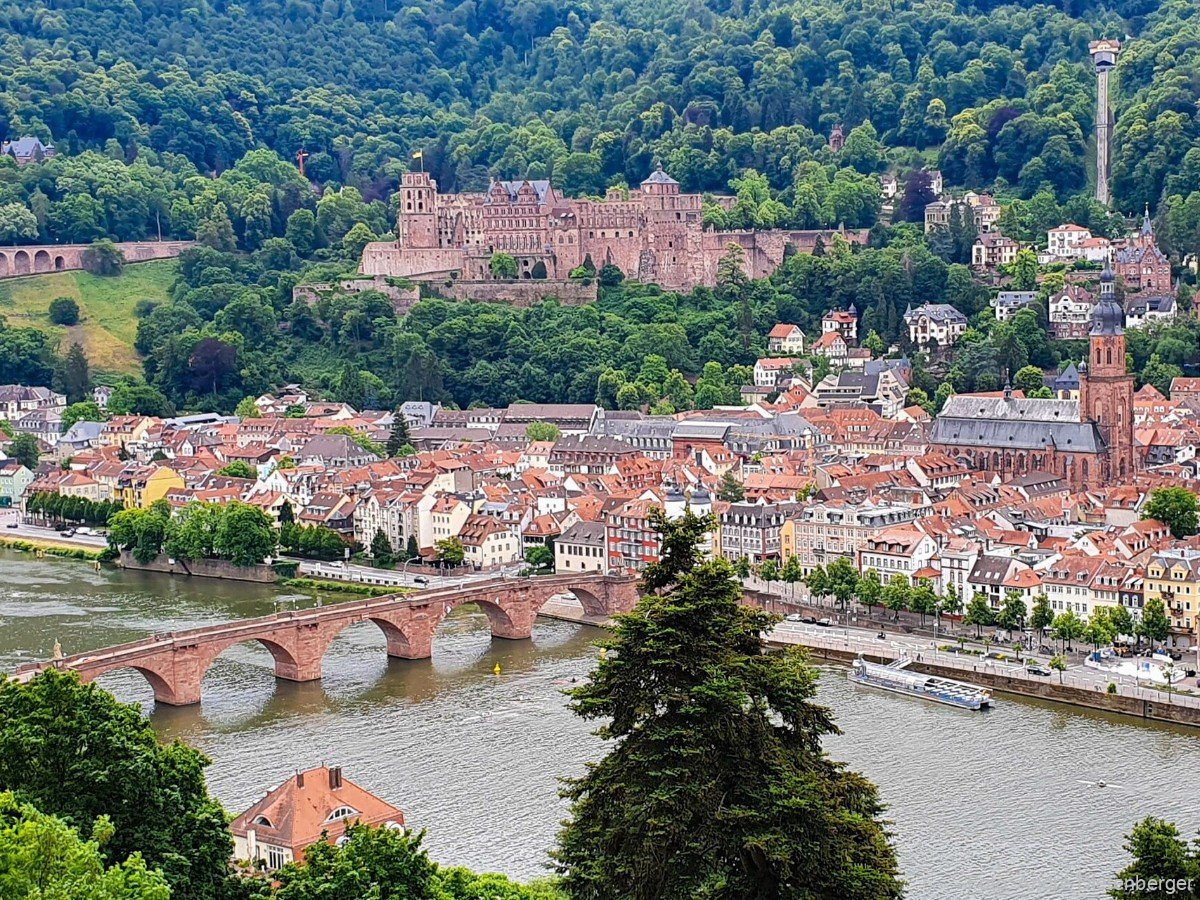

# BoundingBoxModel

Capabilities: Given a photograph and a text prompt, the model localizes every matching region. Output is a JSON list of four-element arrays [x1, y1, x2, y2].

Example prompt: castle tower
[[397, 172, 438, 249], [1079, 265, 1135, 483], [1089, 39, 1120, 207]]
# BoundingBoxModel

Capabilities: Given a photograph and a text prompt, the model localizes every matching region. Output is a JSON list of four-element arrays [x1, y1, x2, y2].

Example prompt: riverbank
[[768, 627, 1200, 729], [0, 535, 103, 561], [535, 599, 1200, 728]]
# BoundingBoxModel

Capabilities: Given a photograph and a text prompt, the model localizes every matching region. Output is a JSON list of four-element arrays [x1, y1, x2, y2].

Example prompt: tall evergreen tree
[[60, 342, 91, 403], [555, 510, 901, 899], [897, 169, 936, 223], [336, 364, 366, 411], [387, 411, 411, 457]]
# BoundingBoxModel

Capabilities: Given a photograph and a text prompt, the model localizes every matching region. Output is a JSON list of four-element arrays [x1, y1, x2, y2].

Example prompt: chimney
[[329, 766, 342, 790], [296, 770, 305, 788]]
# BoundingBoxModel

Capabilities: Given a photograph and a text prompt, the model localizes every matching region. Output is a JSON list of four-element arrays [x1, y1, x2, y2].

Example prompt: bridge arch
[[364, 614, 432, 660], [0, 252, 7, 276], [13, 250, 29, 275], [90, 662, 191, 707], [33, 249, 50, 272], [442, 595, 525, 640], [54, 255, 64, 270], [556, 585, 610, 619], [201, 635, 310, 684]]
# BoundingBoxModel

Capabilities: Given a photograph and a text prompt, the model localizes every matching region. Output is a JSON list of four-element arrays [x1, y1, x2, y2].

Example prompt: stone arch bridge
[[10, 574, 639, 706], [0, 241, 192, 278]]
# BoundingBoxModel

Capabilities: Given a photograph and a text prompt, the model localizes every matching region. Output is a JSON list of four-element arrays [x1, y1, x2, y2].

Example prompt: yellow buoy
[[493, 663, 501, 676]]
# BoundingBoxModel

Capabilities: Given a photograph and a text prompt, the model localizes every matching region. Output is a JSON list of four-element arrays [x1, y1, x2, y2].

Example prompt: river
[[1, 551, 1197, 899]]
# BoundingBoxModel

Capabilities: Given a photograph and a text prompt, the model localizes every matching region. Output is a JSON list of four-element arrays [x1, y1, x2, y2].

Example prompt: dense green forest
[[0, 0, 1199, 247], [1, 0, 1199, 413]]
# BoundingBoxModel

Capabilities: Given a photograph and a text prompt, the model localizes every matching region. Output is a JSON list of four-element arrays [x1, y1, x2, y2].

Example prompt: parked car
[[815, 617, 833, 627], [800, 615, 817, 624], [4, 522, 17, 529], [1026, 664, 1052, 677], [412, 575, 429, 585], [59, 529, 75, 537], [785, 613, 803, 622]]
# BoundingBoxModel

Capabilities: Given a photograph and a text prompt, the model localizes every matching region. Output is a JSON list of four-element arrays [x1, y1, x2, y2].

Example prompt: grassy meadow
[[0, 259, 177, 374]]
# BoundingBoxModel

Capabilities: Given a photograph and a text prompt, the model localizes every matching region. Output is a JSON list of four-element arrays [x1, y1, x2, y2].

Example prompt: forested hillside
[[1, 0, 1198, 416], [0, 0, 1198, 243]]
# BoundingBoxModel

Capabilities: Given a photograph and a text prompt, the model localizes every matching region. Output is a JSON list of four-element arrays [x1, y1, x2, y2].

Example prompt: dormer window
[[253, 815, 273, 828], [324, 806, 360, 824]]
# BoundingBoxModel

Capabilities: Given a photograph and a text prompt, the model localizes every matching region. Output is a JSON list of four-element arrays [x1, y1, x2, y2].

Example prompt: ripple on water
[[3, 555, 1199, 899]]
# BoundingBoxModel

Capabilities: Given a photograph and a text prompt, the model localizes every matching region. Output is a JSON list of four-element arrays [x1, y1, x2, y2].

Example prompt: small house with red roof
[[231, 766, 403, 872]]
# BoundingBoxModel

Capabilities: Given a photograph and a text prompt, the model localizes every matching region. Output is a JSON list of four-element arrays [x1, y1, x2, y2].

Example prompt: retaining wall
[[794, 643, 1200, 728], [427, 278, 597, 306], [118, 551, 278, 583]]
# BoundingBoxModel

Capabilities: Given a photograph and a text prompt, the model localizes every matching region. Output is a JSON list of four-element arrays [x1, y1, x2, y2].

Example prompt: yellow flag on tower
[[411, 150, 423, 160]]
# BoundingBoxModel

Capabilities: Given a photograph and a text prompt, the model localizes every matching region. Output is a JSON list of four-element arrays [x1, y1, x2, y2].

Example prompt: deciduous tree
[[0, 670, 233, 899]]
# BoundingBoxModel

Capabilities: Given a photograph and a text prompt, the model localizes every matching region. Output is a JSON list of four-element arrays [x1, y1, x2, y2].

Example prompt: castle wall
[[293, 276, 421, 314], [361, 242, 464, 278], [430, 279, 597, 307], [367, 169, 874, 293]]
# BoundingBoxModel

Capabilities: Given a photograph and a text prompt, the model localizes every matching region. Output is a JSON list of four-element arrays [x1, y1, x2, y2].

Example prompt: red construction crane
[[295, 148, 309, 178]]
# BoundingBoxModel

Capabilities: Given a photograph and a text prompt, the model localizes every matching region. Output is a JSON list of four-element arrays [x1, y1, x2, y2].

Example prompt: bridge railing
[[9, 572, 627, 675]]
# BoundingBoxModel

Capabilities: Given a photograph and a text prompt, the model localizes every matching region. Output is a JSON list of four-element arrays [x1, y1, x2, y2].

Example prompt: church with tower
[[929, 265, 1135, 490]]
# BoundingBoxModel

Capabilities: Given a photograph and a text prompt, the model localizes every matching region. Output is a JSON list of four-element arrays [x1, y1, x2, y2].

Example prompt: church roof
[[930, 414, 1103, 454], [1091, 265, 1125, 335], [931, 395, 1103, 454], [940, 395, 1080, 422]]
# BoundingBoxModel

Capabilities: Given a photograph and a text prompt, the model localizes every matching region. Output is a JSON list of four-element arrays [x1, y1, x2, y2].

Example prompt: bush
[[80, 240, 124, 276], [48, 296, 80, 325]]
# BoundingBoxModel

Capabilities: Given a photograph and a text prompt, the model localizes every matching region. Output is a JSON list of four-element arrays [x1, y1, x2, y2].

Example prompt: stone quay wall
[[118, 550, 279, 583]]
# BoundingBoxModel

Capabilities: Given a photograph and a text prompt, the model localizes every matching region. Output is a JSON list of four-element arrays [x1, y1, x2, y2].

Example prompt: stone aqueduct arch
[[0, 242, 193, 281], [17, 575, 636, 707]]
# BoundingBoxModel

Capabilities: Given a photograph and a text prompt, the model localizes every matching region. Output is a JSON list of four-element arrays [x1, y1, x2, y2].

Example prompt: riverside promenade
[[539, 597, 1200, 728]]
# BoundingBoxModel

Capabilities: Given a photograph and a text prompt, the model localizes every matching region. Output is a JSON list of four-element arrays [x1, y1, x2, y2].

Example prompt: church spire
[[1091, 264, 1123, 336], [1141, 203, 1153, 237]]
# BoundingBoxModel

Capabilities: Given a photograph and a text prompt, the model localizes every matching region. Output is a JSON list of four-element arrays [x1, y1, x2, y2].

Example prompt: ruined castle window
[[1107, 348, 1112, 365], [406, 202, 412, 211]]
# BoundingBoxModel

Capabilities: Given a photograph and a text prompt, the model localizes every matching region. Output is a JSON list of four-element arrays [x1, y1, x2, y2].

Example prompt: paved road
[[0, 511, 107, 548], [770, 619, 1200, 708], [295, 558, 526, 589]]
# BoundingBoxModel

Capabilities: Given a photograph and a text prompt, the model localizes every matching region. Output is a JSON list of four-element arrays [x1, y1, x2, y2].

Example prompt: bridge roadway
[[10, 572, 639, 706]]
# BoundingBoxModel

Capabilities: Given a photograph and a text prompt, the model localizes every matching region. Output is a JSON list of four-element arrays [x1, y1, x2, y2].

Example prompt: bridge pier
[[152, 664, 204, 707], [384, 630, 433, 659]]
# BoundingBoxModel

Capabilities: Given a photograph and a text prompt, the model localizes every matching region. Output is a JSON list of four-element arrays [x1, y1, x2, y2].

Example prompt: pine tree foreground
[[554, 510, 902, 899]]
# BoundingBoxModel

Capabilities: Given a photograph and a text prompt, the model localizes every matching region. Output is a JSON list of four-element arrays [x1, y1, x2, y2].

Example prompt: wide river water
[[1, 552, 1198, 899]]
